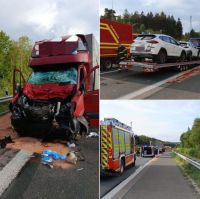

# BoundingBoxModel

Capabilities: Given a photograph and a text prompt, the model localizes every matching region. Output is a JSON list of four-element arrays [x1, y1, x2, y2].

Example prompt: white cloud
[[0, 0, 99, 41], [100, 100, 200, 142]]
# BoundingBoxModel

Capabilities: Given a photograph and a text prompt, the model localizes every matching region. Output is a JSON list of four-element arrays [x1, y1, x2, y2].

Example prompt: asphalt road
[[100, 156, 152, 198], [1, 137, 99, 199], [147, 73, 200, 99], [100, 66, 200, 99], [118, 153, 198, 199]]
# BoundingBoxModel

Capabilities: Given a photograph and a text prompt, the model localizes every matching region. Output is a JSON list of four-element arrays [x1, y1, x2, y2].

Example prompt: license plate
[[136, 47, 144, 51]]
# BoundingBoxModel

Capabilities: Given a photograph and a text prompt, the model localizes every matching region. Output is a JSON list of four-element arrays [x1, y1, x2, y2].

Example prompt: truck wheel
[[180, 51, 186, 62], [102, 60, 112, 70], [157, 50, 167, 64], [119, 159, 125, 174]]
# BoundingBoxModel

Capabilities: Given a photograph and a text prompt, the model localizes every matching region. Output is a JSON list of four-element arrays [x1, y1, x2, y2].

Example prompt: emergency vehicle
[[100, 118, 136, 175], [100, 19, 133, 70]]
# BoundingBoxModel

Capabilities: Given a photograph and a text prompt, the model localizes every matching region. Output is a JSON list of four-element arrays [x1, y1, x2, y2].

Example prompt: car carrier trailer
[[119, 59, 200, 72]]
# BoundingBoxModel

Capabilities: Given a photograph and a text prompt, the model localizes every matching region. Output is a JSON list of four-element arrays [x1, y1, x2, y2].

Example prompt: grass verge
[[173, 152, 200, 189]]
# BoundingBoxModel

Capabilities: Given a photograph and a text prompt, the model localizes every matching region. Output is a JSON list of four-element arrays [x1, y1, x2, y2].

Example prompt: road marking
[[117, 66, 200, 99], [102, 157, 156, 199], [100, 69, 120, 75], [0, 150, 33, 196]]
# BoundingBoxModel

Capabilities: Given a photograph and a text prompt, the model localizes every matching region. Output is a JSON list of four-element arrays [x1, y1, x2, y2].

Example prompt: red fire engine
[[100, 118, 136, 174]]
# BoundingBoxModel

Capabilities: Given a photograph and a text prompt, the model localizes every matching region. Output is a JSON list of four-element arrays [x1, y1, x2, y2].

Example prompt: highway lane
[[100, 156, 152, 198], [100, 66, 200, 99], [111, 153, 198, 199], [1, 136, 99, 199]]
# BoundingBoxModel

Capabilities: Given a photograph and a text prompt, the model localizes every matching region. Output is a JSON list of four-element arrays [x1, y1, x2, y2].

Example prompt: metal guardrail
[[174, 151, 200, 170], [0, 96, 12, 103]]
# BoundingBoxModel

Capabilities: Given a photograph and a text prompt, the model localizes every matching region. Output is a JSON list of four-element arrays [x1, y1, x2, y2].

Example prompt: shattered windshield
[[28, 67, 77, 85]]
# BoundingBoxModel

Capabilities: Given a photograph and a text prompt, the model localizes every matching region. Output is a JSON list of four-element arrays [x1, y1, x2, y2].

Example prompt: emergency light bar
[[101, 118, 133, 132]]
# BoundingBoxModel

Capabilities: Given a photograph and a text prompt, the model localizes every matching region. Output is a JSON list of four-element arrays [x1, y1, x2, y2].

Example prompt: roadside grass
[[0, 101, 10, 114], [172, 152, 200, 188], [176, 147, 200, 160]]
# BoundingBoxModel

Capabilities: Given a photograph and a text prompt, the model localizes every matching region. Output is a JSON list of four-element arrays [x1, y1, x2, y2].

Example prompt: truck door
[[84, 66, 99, 127], [13, 68, 25, 96]]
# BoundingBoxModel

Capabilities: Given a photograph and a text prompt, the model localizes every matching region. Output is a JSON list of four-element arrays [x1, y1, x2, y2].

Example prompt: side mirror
[[15, 83, 22, 94]]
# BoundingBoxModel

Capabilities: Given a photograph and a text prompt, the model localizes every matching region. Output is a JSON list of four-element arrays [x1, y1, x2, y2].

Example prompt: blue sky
[[100, 0, 200, 33], [100, 100, 200, 142], [0, 0, 99, 41]]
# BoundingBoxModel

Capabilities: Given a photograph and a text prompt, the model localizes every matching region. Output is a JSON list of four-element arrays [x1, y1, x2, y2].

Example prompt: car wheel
[[180, 51, 186, 62], [197, 52, 200, 60], [188, 52, 192, 61], [157, 50, 167, 64], [119, 159, 125, 174]]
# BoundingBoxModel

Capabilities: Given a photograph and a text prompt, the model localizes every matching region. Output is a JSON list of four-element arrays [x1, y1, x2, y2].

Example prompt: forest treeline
[[101, 8, 200, 40], [178, 118, 200, 159], [0, 30, 32, 97]]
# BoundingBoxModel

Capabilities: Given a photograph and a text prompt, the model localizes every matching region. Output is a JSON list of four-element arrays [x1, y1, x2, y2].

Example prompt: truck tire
[[119, 159, 125, 174], [157, 50, 167, 64], [102, 60, 112, 70]]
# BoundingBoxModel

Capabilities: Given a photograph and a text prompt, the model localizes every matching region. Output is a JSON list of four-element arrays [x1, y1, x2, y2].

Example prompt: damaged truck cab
[[10, 34, 99, 138]]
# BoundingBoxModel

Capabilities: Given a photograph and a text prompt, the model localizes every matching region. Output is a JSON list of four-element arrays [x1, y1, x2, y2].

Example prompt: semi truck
[[100, 118, 136, 175], [9, 34, 99, 140], [100, 19, 133, 70]]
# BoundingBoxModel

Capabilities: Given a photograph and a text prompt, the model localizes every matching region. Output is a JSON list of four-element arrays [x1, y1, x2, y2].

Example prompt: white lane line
[[101, 69, 120, 75], [117, 66, 200, 99], [0, 150, 33, 196], [102, 158, 156, 199]]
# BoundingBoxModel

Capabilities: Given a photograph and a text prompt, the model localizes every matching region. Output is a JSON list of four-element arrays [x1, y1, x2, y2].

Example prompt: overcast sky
[[0, 0, 99, 42], [100, 0, 200, 33], [100, 100, 200, 142]]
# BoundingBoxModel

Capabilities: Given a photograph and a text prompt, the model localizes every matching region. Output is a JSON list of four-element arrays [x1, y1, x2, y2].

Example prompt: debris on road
[[87, 132, 99, 138], [67, 142, 76, 148], [77, 168, 84, 171], [66, 151, 77, 165]]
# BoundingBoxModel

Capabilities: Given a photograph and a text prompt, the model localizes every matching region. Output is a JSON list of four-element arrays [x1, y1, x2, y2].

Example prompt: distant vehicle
[[100, 118, 136, 175], [189, 38, 200, 50], [130, 34, 187, 64], [179, 41, 199, 60], [141, 145, 156, 157]]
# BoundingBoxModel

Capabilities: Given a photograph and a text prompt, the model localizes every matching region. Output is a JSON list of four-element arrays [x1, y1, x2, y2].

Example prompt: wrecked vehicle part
[[10, 94, 88, 138]]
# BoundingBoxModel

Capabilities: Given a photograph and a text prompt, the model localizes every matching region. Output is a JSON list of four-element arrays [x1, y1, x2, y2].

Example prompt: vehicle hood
[[23, 82, 76, 100]]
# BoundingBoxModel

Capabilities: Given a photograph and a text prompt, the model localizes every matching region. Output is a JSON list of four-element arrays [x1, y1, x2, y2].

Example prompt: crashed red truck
[[9, 34, 99, 139]]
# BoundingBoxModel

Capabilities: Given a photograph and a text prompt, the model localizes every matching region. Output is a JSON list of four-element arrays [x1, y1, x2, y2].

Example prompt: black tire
[[119, 159, 125, 174], [102, 60, 112, 70], [157, 50, 167, 64], [180, 51, 186, 62]]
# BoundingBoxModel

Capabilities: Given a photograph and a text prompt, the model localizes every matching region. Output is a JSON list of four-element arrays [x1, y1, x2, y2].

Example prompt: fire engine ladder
[[101, 126, 109, 168]]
